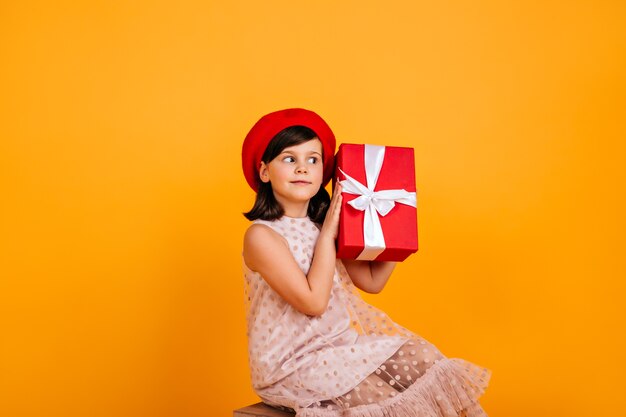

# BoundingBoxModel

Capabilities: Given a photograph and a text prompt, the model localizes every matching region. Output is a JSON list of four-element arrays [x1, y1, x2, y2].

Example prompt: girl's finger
[[333, 183, 342, 199]]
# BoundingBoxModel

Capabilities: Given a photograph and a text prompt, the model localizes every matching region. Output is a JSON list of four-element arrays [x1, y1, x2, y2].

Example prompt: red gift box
[[334, 143, 418, 262]]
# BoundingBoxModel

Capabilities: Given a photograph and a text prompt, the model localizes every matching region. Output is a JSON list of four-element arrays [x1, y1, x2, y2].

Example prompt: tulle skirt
[[268, 337, 491, 417]]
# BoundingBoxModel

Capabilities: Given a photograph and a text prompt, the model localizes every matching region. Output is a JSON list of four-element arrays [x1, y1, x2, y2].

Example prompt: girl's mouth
[[291, 181, 312, 185]]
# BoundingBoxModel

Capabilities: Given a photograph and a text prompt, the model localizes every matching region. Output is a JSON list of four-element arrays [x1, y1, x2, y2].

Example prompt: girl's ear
[[259, 161, 270, 183]]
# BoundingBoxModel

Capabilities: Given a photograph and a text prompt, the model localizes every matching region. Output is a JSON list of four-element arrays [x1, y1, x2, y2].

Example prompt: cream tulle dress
[[242, 215, 491, 417]]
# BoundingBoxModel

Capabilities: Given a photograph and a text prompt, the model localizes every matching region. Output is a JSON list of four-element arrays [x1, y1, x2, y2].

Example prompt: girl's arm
[[342, 259, 397, 294], [243, 184, 343, 317]]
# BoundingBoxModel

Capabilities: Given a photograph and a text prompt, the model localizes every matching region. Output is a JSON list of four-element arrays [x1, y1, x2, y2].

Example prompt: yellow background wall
[[1, 1, 624, 416]]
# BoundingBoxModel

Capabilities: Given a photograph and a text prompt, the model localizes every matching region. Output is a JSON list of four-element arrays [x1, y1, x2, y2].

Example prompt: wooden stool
[[234, 402, 295, 417]]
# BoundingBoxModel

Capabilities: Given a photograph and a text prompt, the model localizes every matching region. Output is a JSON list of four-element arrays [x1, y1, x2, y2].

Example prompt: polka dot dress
[[243, 215, 491, 417]]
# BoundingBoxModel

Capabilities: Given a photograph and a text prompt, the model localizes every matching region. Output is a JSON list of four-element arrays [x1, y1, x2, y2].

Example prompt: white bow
[[339, 145, 417, 260]]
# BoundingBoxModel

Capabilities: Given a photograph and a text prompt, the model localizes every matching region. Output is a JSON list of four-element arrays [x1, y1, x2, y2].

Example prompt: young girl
[[241, 108, 491, 417]]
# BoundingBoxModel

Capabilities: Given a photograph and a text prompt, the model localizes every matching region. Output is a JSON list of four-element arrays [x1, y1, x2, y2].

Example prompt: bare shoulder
[[243, 223, 287, 247], [243, 223, 289, 271]]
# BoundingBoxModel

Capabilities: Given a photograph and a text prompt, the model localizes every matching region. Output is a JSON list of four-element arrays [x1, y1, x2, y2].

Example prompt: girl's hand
[[320, 181, 342, 241]]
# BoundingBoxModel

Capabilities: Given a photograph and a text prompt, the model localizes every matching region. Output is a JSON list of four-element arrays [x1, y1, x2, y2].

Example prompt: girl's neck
[[281, 207, 309, 219], [281, 213, 309, 220], [276, 198, 309, 219]]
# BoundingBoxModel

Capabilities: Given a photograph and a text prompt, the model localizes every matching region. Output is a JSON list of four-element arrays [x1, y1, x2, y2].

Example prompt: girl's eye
[[281, 156, 318, 163]]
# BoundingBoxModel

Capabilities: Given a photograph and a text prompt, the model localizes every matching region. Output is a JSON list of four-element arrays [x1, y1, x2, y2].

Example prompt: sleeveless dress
[[242, 215, 491, 417]]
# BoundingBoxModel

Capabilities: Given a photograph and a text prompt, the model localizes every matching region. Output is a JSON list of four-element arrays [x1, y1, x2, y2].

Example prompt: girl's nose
[[295, 164, 308, 174]]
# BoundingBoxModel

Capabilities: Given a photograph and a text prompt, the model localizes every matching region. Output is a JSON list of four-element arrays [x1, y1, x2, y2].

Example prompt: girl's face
[[259, 138, 324, 207]]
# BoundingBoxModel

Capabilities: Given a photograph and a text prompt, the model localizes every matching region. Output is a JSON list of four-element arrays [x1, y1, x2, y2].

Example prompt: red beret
[[242, 108, 336, 192]]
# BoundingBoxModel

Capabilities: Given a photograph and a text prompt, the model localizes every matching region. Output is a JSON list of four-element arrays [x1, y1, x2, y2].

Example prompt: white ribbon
[[339, 145, 417, 260]]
